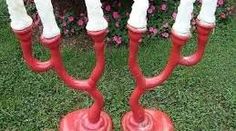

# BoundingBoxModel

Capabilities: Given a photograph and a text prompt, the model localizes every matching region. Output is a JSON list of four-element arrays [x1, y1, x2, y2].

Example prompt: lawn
[[0, 7, 236, 131]]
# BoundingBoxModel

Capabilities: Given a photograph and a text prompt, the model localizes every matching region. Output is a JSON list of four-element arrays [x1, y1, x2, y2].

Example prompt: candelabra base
[[60, 109, 112, 131], [122, 109, 174, 131]]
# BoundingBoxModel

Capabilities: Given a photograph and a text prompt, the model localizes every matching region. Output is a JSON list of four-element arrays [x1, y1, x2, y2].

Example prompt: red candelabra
[[122, 20, 215, 131], [13, 25, 112, 131]]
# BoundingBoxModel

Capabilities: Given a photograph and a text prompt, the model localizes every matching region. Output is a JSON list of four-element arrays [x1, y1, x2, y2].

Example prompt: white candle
[[198, 0, 218, 24], [85, 0, 108, 31], [6, 0, 32, 30], [128, 0, 149, 29], [34, 0, 60, 38], [172, 0, 196, 36]]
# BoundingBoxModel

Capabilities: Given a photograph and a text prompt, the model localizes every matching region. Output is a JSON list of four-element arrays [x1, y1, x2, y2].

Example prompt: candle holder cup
[[122, 20, 215, 131], [13, 25, 112, 131]]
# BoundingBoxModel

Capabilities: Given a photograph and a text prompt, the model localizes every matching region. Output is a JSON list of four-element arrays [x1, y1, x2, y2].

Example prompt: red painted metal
[[122, 20, 215, 131], [13, 26, 112, 131], [13, 26, 53, 72]]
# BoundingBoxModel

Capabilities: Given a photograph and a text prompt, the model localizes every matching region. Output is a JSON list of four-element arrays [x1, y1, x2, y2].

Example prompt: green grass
[[0, 3, 236, 130], [0, 0, 8, 24]]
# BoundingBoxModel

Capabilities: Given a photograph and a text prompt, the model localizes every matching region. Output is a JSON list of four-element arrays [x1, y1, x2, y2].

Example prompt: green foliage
[[0, 0, 9, 24]]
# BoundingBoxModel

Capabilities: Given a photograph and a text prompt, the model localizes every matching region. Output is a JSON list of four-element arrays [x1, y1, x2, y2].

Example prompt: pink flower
[[163, 23, 169, 28], [197, 0, 202, 3], [63, 21, 67, 27], [218, 0, 224, 6], [77, 19, 84, 26], [115, 22, 120, 28], [59, 15, 65, 20], [148, 5, 156, 14], [126, 12, 130, 17], [83, 17, 88, 23], [64, 29, 69, 34], [191, 19, 196, 26], [105, 5, 111, 12], [148, 8, 153, 14], [118, 2, 121, 7], [172, 12, 177, 20], [112, 12, 120, 19], [80, 13, 85, 17], [149, 27, 158, 35], [161, 32, 169, 38], [32, 13, 40, 27], [68, 16, 74, 22], [71, 28, 75, 33], [220, 13, 226, 19], [160, 4, 167, 11], [33, 18, 40, 27], [104, 16, 110, 22], [112, 35, 122, 45]]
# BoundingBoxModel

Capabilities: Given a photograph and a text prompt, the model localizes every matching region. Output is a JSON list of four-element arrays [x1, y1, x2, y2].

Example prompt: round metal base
[[60, 109, 113, 131], [122, 109, 174, 131]]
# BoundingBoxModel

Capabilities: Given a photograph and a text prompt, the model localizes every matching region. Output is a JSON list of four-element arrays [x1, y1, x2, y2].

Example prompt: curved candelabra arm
[[40, 30, 107, 91], [146, 20, 215, 89], [87, 30, 107, 85], [13, 25, 53, 72], [127, 26, 146, 85], [179, 20, 215, 66], [41, 35, 90, 91], [127, 25, 147, 122], [145, 33, 189, 89], [41, 36, 90, 91], [86, 30, 108, 123]]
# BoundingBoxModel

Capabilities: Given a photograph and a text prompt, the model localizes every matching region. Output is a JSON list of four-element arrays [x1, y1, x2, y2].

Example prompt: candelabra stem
[[127, 27, 146, 123], [179, 20, 215, 66], [88, 88, 104, 123], [129, 87, 145, 122], [145, 36, 188, 89]]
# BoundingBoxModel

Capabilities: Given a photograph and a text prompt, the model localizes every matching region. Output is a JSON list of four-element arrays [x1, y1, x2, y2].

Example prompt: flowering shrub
[[24, 0, 235, 46]]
